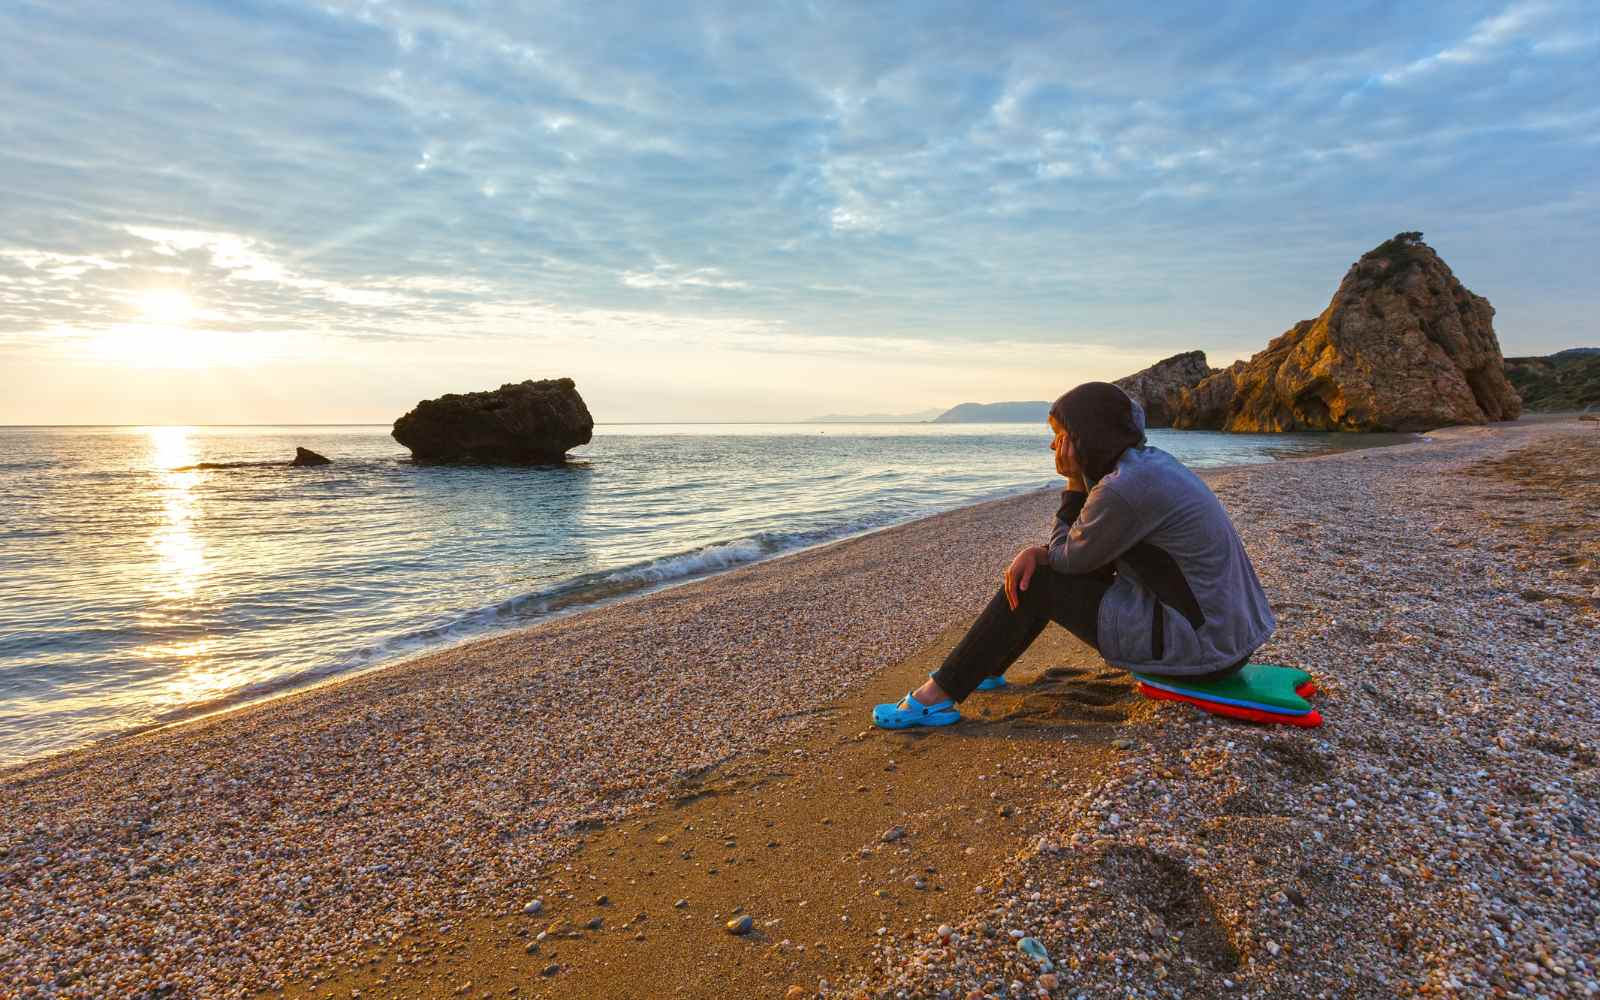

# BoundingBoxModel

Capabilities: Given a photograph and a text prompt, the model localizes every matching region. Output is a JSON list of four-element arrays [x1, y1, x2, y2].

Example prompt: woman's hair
[[1048, 382, 1147, 484]]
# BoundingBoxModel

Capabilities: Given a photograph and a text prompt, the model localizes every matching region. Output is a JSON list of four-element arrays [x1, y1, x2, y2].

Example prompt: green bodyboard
[[1131, 663, 1314, 714]]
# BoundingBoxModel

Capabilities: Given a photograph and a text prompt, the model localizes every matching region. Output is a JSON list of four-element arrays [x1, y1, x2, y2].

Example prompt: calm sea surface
[[0, 423, 1409, 765]]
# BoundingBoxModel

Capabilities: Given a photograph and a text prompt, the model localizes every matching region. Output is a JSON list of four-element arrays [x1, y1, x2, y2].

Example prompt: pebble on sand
[[726, 915, 754, 935]]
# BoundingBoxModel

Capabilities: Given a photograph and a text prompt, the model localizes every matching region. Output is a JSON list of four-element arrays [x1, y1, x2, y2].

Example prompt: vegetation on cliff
[[1504, 349, 1600, 411]]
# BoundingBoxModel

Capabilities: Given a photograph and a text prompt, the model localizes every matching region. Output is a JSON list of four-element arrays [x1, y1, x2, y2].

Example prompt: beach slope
[[2, 421, 1596, 999]]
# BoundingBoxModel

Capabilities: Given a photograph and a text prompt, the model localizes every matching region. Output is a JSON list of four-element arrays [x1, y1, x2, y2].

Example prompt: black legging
[[931, 567, 1113, 702], [930, 566, 1244, 702]]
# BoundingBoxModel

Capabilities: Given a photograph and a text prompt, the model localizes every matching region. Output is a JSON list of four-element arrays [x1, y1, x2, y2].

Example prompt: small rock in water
[[881, 826, 906, 843], [674, 898, 688, 909], [522, 899, 543, 915], [541, 963, 560, 977], [291, 447, 332, 467], [595, 895, 608, 905], [726, 915, 754, 935], [585, 916, 603, 931]]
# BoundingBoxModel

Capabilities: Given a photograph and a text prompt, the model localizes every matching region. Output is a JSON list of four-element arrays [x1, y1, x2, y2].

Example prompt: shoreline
[[5, 419, 1594, 1000], [2, 427, 1418, 777]]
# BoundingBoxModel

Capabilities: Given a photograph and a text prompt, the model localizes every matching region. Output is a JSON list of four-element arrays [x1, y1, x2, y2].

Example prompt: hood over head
[[1048, 382, 1147, 484]]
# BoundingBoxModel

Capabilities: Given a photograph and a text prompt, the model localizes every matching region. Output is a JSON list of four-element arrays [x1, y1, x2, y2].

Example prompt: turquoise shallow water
[[0, 423, 1410, 765]]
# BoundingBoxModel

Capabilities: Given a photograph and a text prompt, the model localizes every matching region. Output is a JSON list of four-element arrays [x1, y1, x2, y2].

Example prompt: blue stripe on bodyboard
[[1135, 676, 1310, 716]]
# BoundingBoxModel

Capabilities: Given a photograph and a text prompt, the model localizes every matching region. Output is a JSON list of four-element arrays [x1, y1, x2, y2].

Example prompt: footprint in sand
[[1101, 845, 1241, 972], [983, 666, 1139, 728]]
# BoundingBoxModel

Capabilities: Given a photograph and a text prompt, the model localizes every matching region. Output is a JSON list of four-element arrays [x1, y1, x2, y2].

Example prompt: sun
[[136, 288, 197, 326], [83, 287, 246, 369]]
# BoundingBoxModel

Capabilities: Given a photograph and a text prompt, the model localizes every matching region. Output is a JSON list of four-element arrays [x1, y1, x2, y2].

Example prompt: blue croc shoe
[[975, 675, 1009, 692], [872, 692, 961, 730]]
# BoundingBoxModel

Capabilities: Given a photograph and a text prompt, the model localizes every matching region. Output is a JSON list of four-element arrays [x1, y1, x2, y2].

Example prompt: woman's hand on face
[[1004, 545, 1045, 611], [1049, 415, 1087, 490]]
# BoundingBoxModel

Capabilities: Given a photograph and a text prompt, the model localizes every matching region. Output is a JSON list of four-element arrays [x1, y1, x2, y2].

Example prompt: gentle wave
[[144, 508, 952, 727]]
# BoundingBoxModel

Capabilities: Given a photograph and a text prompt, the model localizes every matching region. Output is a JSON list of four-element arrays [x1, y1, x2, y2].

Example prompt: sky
[[1, 0, 1596, 424]]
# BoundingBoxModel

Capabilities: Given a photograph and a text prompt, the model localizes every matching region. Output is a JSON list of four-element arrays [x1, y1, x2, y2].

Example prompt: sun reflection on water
[[147, 427, 208, 599], [142, 428, 213, 705]]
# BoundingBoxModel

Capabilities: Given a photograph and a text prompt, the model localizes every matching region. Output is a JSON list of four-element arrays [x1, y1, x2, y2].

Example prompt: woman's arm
[[1046, 484, 1146, 575]]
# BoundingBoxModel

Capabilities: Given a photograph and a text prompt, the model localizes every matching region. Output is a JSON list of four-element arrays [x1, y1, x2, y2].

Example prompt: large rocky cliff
[[1171, 233, 1521, 432], [1113, 350, 1214, 428]]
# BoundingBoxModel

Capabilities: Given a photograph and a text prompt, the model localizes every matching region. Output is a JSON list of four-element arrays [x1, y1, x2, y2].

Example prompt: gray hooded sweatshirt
[[1045, 416, 1275, 677]]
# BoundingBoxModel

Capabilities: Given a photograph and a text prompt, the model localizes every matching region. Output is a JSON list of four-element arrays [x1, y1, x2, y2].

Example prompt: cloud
[[1379, 2, 1550, 84], [1, 0, 1597, 419], [620, 264, 749, 290]]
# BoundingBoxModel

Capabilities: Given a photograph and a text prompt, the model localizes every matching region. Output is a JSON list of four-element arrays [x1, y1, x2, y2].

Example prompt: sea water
[[0, 423, 1409, 765]]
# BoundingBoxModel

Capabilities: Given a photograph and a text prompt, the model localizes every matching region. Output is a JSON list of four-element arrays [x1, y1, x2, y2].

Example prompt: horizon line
[[0, 420, 965, 428]]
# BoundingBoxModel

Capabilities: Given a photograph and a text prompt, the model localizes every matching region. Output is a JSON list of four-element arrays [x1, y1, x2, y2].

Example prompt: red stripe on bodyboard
[[1138, 682, 1324, 728]]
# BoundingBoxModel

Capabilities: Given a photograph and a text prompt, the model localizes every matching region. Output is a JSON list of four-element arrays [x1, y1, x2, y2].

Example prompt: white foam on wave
[[603, 537, 771, 585]]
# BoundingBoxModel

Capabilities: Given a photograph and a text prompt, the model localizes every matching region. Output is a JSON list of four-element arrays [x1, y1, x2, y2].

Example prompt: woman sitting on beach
[[874, 381, 1276, 728]]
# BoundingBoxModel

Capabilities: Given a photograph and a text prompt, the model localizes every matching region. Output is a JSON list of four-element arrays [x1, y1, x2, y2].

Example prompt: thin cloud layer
[[1, 0, 1596, 420]]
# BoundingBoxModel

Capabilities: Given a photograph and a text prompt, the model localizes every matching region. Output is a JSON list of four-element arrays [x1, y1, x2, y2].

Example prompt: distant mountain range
[[931, 401, 1051, 423], [806, 408, 945, 423], [1504, 348, 1600, 411]]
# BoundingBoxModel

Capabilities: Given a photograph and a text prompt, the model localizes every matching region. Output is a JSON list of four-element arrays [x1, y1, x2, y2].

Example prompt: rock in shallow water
[[391, 378, 594, 463], [290, 447, 331, 466]]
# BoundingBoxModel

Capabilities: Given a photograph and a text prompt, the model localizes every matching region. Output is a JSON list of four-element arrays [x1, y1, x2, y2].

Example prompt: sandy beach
[[3, 419, 1597, 999]]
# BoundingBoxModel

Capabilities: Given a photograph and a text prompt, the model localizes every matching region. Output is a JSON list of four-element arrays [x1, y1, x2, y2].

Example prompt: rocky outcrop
[[1172, 233, 1522, 432], [291, 447, 331, 466], [1113, 351, 1215, 428], [392, 378, 595, 463]]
